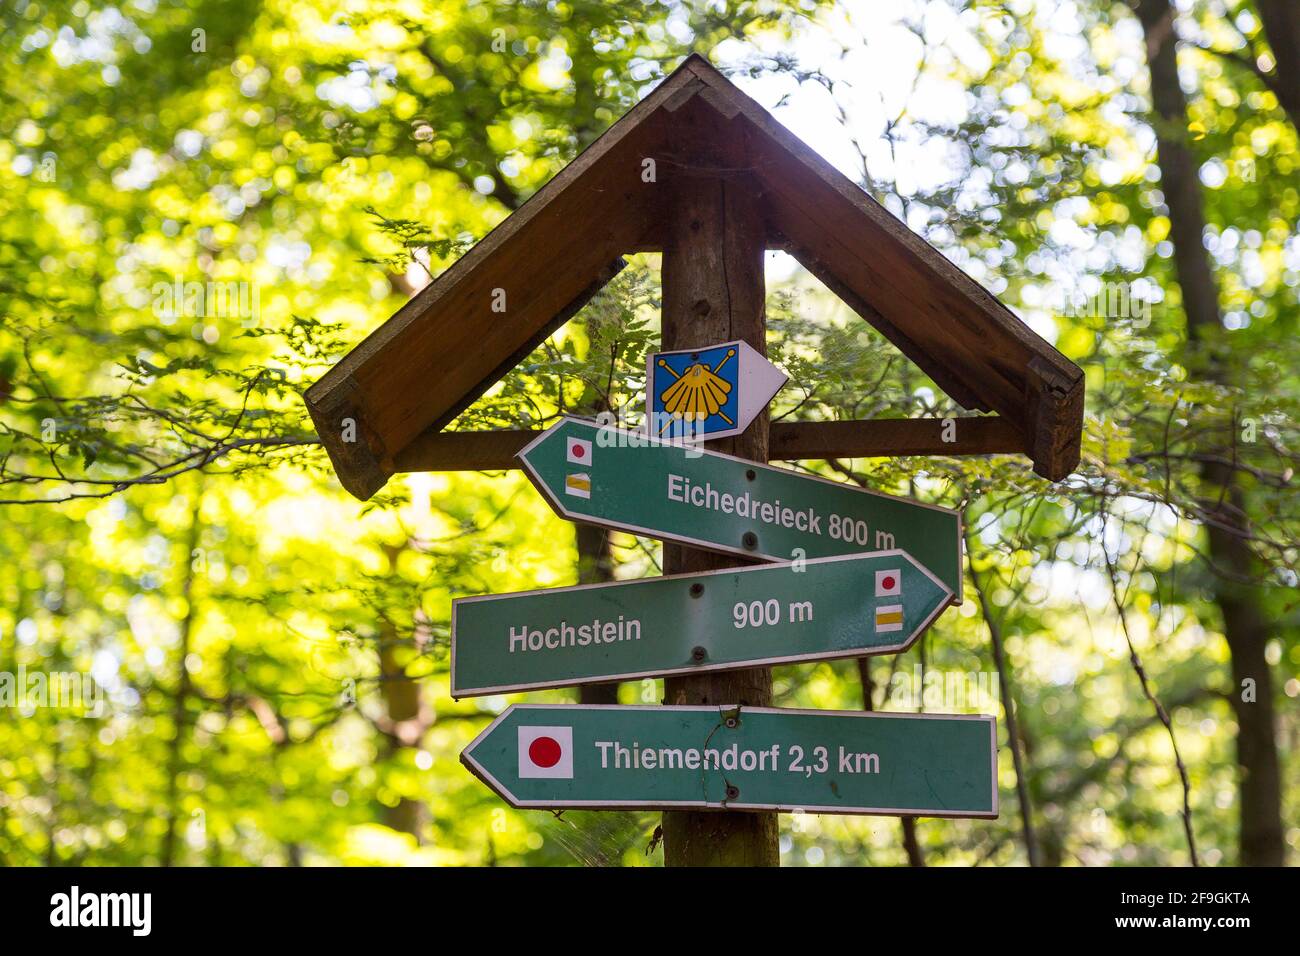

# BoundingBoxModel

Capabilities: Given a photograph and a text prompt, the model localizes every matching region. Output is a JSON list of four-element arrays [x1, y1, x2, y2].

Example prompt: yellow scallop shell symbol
[[657, 348, 736, 433]]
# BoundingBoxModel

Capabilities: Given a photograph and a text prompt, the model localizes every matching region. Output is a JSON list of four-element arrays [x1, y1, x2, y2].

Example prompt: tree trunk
[[856, 658, 926, 865], [1206, 482, 1284, 865], [376, 543, 429, 839], [378, 618, 425, 838], [659, 126, 778, 866], [161, 493, 203, 867], [1132, 0, 1284, 866], [1255, 0, 1300, 123], [966, 518, 1041, 866]]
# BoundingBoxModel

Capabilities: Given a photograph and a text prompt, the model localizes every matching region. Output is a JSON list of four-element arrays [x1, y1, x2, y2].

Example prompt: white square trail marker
[[566, 436, 592, 465], [517, 726, 574, 779], [873, 605, 904, 634], [875, 569, 901, 597], [563, 473, 591, 499]]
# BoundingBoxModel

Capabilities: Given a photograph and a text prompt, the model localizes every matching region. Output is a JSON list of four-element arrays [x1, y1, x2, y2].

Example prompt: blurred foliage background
[[0, 0, 1296, 866]]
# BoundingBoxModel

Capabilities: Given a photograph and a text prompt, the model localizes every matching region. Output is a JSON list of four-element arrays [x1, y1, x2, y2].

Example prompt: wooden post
[[659, 160, 779, 866], [575, 522, 620, 705]]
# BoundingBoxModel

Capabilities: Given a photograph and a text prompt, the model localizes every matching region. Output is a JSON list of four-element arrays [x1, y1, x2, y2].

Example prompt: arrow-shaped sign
[[452, 550, 949, 697], [645, 339, 787, 441], [518, 417, 963, 597], [462, 704, 998, 817]]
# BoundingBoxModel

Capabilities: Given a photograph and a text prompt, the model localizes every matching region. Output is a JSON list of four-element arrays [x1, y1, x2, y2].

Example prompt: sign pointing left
[[451, 549, 949, 697], [518, 417, 965, 597], [462, 704, 998, 817]]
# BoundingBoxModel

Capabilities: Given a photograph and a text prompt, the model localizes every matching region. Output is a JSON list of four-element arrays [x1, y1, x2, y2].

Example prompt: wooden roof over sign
[[305, 54, 1084, 501]]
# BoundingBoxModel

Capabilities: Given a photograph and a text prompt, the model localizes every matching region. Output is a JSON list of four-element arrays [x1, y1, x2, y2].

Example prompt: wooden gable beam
[[1025, 356, 1086, 481], [393, 416, 1026, 473], [304, 68, 704, 499], [671, 56, 1084, 478]]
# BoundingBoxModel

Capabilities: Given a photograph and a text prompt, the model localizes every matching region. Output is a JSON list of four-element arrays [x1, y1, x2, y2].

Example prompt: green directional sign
[[452, 550, 949, 697], [518, 417, 963, 597], [462, 704, 998, 817]]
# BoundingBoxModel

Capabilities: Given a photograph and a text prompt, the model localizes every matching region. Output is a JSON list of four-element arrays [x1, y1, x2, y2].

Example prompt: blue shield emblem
[[647, 342, 742, 441]]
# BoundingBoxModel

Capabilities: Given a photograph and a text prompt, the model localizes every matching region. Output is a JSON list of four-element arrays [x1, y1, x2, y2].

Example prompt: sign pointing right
[[451, 549, 950, 697], [645, 339, 788, 442]]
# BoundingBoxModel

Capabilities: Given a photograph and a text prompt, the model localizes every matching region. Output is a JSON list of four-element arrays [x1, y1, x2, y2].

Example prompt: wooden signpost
[[304, 54, 1085, 868]]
